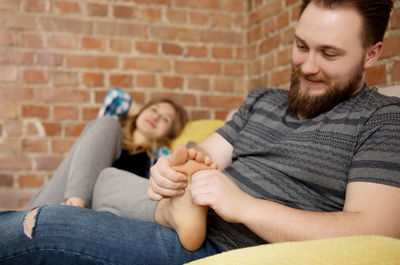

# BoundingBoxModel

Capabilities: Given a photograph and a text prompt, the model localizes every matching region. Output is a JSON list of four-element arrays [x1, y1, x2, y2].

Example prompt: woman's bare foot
[[155, 145, 215, 251]]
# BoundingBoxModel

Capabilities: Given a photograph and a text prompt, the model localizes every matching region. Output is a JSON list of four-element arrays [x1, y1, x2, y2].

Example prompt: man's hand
[[63, 197, 86, 208], [189, 169, 249, 223], [148, 146, 217, 201]]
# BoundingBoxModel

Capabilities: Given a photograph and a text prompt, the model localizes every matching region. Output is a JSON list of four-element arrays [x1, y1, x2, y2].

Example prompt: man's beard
[[287, 60, 364, 119]]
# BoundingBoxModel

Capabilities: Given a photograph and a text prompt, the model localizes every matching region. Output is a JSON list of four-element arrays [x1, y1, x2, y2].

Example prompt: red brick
[[190, 12, 209, 25], [382, 35, 400, 58], [175, 61, 221, 75], [133, 0, 170, 5], [51, 139, 74, 153], [21, 139, 48, 153], [277, 11, 289, 30], [114, 5, 135, 19], [200, 94, 244, 108], [65, 123, 85, 137], [2, 15, 37, 30], [0, 86, 34, 101], [82, 107, 99, 121], [53, 106, 79, 120], [247, 25, 263, 43], [0, 103, 18, 119], [110, 74, 133, 87], [55, 1, 80, 14], [136, 41, 158, 54], [35, 155, 63, 170], [0, 174, 13, 187], [190, 111, 210, 120], [212, 47, 233, 59], [0, 0, 19, 11], [366, 65, 386, 86], [51, 35, 78, 49], [40, 17, 92, 34], [138, 7, 162, 22], [271, 67, 291, 87], [0, 156, 31, 170], [21, 105, 49, 118], [210, 14, 232, 28], [21, 33, 46, 48], [260, 34, 281, 54], [23, 69, 48, 83], [136, 74, 156, 88], [0, 66, 17, 83], [188, 77, 210, 91], [82, 37, 106, 50], [391, 61, 400, 82], [42, 122, 62, 136], [0, 31, 18, 46], [277, 48, 291, 66], [0, 137, 18, 153], [213, 78, 235, 92], [224, 62, 245, 76], [86, 3, 108, 17], [35, 88, 90, 103], [162, 76, 184, 89], [149, 92, 196, 107], [175, 0, 218, 10], [166, 10, 187, 24], [124, 57, 170, 72], [25, 122, 40, 136], [83, 73, 104, 87], [25, 0, 50, 12], [52, 71, 78, 87], [0, 51, 34, 65], [390, 8, 400, 29], [162, 43, 183, 55], [221, 0, 246, 12], [19, 174, 45, 188], [96, 22, 147, 38], [37, 53, 64, 66], [201, 30, 243, 45], [186, 46, 208, 58], [67, 55, 118, 69], [110, 39, 132, 53], [215, 110, 230, 120]]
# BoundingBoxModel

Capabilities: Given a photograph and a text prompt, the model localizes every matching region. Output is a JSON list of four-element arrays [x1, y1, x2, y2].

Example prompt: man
[[0, 0, 398, 264], [149, 0, 400, 250]]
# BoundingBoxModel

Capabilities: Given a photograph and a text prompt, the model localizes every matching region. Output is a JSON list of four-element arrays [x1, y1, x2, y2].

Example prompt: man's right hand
[[148, 145, 217, 201]]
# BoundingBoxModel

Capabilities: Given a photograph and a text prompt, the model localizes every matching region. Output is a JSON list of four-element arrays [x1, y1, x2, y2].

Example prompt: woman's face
[[135, 102, 176, 140]]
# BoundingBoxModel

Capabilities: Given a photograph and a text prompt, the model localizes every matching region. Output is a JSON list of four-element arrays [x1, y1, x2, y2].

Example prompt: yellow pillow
[[186, 236, 400, 265], [171, 119, 225, 152]]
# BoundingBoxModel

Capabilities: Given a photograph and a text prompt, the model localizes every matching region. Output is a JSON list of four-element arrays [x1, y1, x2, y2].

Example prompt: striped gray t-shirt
[[207, 86, 400, 250]]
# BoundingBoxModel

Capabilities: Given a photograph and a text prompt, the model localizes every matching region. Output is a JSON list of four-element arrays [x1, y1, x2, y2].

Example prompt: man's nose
[[301, 53, 320, 75]]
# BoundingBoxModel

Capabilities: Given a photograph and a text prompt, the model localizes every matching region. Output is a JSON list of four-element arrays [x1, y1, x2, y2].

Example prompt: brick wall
[[1, 0, 399, 210]]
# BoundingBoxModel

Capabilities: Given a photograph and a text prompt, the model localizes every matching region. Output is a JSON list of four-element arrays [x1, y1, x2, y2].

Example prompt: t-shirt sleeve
[[348, 104, 400, 187], [216, 88, 268, 145]]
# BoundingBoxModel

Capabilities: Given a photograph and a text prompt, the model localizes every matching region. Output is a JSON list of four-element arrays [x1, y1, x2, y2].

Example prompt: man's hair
[[300, 0, 393, 48]]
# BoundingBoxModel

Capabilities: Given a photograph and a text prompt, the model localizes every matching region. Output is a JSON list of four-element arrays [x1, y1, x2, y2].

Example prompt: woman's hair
[[300, 0, 393, 48], [120, 98, 188, 157]]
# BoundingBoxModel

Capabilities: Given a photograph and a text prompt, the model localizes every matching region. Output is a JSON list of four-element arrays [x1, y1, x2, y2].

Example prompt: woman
[[28, 89, 188, 222]]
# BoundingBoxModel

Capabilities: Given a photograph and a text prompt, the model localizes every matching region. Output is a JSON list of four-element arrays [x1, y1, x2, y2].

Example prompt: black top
[[112, 149, 151, 178]]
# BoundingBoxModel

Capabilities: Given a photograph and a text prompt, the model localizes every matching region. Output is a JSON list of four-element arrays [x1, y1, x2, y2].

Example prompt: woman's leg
[[92, 167, 157, 221], [29, 117, 122, 208], [0, 205, 222, 265]]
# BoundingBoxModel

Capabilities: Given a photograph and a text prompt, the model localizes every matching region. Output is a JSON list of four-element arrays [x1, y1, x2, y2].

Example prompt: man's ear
[[364, 42, 383, 68]]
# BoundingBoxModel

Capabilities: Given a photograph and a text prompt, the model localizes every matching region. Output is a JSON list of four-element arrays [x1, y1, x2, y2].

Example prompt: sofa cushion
[[186, 235, 400, 265], [171, 119, 225, 152]]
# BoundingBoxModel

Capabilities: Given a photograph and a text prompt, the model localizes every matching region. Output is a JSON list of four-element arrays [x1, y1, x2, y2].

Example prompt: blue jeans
[[0, 205, 223, 265]]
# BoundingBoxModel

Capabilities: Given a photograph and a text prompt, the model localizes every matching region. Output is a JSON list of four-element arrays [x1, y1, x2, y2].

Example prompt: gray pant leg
[[29, 117, 122, 208], [92, 167, 157, 222]]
